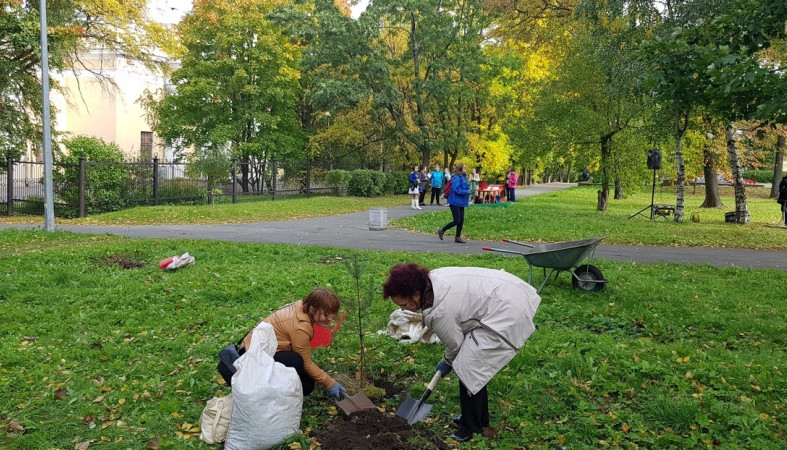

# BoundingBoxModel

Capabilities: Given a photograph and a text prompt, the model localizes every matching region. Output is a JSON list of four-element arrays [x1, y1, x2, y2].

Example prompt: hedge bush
[[325, 170, 351, 192], [742, 169, 774, 184], [383, 171, 409, 195], [52, 136, 132, 216], [347, 169, 385, 197]]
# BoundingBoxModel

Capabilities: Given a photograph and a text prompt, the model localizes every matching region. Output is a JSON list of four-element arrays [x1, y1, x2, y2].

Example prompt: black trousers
[[458, 380, 489, 434], [441, 205, 465, 237], [274, 351, 315, 395], [430, 186, 442, 204], [419, 189, 427, 204]]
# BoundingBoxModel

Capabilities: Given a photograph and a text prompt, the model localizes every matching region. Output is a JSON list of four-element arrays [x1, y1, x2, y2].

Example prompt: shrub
[[383, 171, 409, 195], [325, 170, 351, 191], [52, 136, 132, 214], [347, 170, 385, 197], [741, 169, 773, 184]]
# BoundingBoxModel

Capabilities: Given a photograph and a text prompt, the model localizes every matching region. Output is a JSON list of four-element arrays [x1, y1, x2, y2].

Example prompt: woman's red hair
[[382, 263, 430, 299]]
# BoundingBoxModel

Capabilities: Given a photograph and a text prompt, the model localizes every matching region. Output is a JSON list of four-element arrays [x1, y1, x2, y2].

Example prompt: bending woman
[[241, 288, 347, 399], [383, 263, 541, 442]]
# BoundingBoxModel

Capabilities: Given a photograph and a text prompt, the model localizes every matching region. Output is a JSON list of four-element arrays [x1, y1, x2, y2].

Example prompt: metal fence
[[2, 156, 340, 218]]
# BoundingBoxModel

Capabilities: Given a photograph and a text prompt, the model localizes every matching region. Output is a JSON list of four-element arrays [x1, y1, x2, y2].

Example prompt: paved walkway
[[2, 183, 785, 271]]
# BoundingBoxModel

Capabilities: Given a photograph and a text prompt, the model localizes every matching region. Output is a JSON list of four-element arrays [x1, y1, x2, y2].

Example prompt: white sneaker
[[417, 206, 422, 210]]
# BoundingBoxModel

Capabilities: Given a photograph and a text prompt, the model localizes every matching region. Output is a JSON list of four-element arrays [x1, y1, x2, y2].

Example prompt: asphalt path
[[2, 183, 786, 271]]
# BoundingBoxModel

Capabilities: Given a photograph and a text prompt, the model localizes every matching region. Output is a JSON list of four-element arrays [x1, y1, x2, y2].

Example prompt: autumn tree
[[0, 0, 179, 159], [153, 0, 302, 193]]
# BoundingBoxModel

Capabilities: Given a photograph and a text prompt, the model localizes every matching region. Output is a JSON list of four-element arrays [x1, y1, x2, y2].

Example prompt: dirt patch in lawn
[[309, 409, 452, 450]]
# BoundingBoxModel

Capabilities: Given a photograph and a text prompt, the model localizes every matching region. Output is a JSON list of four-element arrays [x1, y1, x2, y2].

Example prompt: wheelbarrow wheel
[[572, 264, 605, 292]]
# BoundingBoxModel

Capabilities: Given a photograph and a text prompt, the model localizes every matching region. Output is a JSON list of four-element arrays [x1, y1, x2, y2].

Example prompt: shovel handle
[[427, 370, 441, 391]]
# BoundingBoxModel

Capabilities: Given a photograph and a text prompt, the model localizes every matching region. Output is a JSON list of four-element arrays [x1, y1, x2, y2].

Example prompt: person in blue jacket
[[437, 163, 469, 243], [430, 164, 444, 206]]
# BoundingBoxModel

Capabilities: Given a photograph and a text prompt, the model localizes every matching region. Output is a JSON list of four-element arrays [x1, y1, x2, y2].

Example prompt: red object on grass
[[311, 310, 348, 348], [158, 256, 174, 269]]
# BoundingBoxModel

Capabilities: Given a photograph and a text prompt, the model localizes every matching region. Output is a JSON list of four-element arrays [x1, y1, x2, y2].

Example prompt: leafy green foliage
[[741, 170, 774, 184], [347, 169, 384, 197], [52, 136, 131, 215], [383, 171, 409, 195], [153, 0, 303, 166], [324, 169, 352, 190]]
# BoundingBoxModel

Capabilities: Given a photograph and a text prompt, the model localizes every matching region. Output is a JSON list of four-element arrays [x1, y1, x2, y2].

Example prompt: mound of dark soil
[[309, 409, 451, 450]]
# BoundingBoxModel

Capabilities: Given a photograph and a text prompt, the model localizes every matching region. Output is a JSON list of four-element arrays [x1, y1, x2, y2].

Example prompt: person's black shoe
[[452, 415, 462, 426], [449, 429, 473, 443], [454, 237, 466, 244], [437, 228, 444, 241]]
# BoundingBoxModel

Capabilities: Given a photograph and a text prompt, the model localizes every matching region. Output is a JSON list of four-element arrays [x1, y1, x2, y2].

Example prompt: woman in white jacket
[[383, 263, 541, 442]]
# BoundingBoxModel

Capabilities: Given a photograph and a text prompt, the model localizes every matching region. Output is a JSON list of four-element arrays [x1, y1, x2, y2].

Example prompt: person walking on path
[[408, 165, 422, 210], [468, 168, 480, 204], [506, 167, 518, 203], [778, 175, 787, 227], [383, 263, 541, 443], [418, 166, 430, 206], [438, 163, 469, 243], [430, 164, 444, 206]]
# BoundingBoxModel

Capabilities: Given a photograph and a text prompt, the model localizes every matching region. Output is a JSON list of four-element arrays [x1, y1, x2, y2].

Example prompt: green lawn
[[1, 195, 409, 226], [395, 185, 787, 250], [1, 229, 785, 448]]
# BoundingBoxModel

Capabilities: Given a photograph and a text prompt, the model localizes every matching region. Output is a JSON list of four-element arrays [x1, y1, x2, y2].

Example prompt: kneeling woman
[[383, 263, 541, 442], [241, 287, 347, 399]]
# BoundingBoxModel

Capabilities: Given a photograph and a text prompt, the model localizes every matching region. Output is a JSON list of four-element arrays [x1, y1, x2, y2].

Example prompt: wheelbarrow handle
[[483, 247, 528, 257], [502, 238, 535, 248]]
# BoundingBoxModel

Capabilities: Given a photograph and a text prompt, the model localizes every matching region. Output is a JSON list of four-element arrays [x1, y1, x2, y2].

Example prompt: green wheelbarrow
[[483, 237, 608, 294]]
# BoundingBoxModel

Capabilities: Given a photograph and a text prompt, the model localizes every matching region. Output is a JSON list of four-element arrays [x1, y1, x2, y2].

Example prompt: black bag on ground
[[217, 339, 244, 387]]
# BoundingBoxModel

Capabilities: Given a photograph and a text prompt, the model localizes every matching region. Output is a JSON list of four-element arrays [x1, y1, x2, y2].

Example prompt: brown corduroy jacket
[[241, 300, 334, 389]]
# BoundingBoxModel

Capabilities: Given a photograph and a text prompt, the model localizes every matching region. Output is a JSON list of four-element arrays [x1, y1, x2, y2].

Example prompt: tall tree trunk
[[673, 113, 690, 222], [726, 124, 749, 224], [770, 133, 785, 198], [614, 177, 623, 199], [700, 146, 723, 209], [597, 134, 612, 211]]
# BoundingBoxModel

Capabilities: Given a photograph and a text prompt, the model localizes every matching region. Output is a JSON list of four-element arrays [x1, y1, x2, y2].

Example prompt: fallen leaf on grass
[[6, 420, 25, 433], [93, 394, 105, 403], [55, 388, 68, 399], [82, 416, 95, 426], [145, 437, 163, 449], [622, 422, 630, 433], [75, 439, 95, 449]]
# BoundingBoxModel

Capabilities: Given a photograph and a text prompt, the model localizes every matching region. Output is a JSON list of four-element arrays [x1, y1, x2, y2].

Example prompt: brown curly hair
[[382, 263, 431, 300]]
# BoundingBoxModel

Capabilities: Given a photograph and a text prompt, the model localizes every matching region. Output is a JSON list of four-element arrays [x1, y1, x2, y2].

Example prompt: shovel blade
[[336, 392, 377, 415], [395, 396, 434, 425]]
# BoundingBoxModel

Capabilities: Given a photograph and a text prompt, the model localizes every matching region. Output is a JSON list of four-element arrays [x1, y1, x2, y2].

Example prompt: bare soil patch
[[309, 409, 451, 450]]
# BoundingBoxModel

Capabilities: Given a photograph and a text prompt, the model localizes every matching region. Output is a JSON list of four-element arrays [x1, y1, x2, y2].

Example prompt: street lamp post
[[39, 0, 55, 231]]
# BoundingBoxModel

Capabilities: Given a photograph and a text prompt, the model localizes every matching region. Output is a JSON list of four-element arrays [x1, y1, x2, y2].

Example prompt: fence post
[[6, 156, 13, 216], [306, 158, 311, 198], [272, 158, 277, 201], [153, 156, 159, 206], [78, 157, 86, 218], [231, 159, 237, 204]]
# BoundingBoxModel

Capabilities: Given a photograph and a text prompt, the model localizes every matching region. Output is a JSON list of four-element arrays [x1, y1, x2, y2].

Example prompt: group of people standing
[[411, 164, 520, 243], [409, 164, 452, 209]]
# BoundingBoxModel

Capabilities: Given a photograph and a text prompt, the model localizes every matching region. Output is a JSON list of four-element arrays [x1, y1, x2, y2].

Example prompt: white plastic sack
[[198, 394, 233, 444], [377, 309, 441, 344], [225, 322, 303, 450]]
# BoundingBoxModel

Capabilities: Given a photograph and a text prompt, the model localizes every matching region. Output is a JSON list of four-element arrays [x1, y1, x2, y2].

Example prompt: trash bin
[[369, 207, 387, 231]]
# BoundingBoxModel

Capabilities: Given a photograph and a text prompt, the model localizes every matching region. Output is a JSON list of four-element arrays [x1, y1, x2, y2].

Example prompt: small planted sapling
[[342, 253, 376, 388]]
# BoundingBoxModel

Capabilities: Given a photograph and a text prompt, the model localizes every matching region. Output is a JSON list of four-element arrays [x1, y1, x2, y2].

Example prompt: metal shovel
[[395, 371, 442, 425], [336, 391, 378, 415]]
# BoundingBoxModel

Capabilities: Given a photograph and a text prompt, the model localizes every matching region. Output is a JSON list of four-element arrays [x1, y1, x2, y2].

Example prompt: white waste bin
[[368, 207, 387, 231]]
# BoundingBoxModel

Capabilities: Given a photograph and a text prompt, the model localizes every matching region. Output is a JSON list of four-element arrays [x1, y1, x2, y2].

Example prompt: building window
[[140, 131, 153, 159]]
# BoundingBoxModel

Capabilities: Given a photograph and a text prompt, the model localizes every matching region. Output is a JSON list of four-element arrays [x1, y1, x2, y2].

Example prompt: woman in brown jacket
[[241, 288, 347, 398]]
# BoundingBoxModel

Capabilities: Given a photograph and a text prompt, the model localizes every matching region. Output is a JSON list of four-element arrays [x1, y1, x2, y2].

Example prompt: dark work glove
[[436, 359, 453, 377]]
